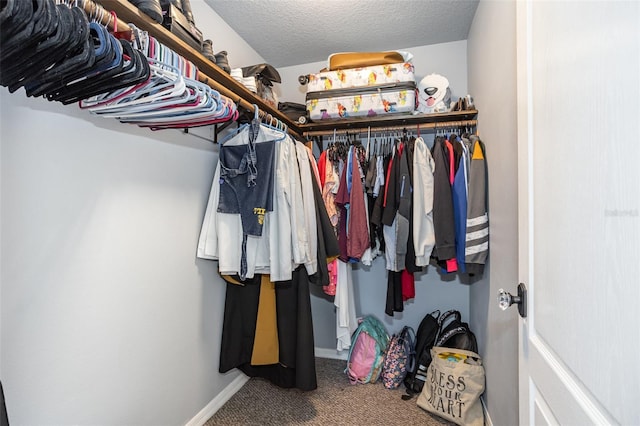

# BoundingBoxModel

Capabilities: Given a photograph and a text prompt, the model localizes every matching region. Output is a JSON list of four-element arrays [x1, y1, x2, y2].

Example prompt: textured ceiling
[[203, 0, 479, 67]]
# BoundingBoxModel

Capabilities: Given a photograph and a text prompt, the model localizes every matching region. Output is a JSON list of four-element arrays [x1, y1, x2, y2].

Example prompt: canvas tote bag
[[417, 346, 485, 426]]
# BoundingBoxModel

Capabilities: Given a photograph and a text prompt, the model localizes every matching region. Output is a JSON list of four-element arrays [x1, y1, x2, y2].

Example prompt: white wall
[[190, 0, 263, 69], [0, 2, 264, 424], [467, 1, 519, 425], [277, 40, 472, 350]]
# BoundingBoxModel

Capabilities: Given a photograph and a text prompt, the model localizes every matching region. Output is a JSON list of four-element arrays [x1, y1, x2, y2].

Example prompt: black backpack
[[402, 309, 478, 399], [435, 310, 478, 353], [402, 310, 440, 397]]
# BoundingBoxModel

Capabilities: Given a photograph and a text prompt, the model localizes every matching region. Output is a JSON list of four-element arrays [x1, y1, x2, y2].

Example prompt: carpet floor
[[205, 357, 455, 425]]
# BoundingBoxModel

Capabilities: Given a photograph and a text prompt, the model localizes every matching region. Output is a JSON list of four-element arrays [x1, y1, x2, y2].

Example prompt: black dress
[[218, 267, 317, 391]]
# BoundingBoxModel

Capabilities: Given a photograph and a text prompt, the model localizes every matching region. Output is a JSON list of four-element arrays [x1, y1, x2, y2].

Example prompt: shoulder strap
[[415, 310, 440, 347], [407, 325, 416, 342], [438, 309, 461, 327], [435, 326, 469, 347], [402, 326, 417, 372], [437, 310, 461, 339], [401, 326, 416, 349], [346, 326, 364, 362]]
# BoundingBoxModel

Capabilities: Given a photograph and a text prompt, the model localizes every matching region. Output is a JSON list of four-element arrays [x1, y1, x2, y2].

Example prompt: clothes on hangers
[[323, 139, 372, 264], [84, 33, 238, 130], [412, 136, 436, 267], [0, 2, 238, 130], [218, 267, 317, 391], [464, 135, 489, 275], [202, 118, 340, 390], [431, 135, 458, 271], [213, 115, 292, 281], [380, 136, 420, 315], [452, 135, 470, 274], [296, 142, 319, 275], [0, 2, 152, 105], [217, 118, 276, 280], [345, 145, 370, 261], [307, 147, 341, 291], [382, 139, 413, 272], [314, 127, 488, 317], [335, 260, 357, 352], [198, 122, 339, 281], [321, 150, 340, 229], [334, 153, 350, 262], [369, 153, 390, 255], [429, 132, 489, 276]]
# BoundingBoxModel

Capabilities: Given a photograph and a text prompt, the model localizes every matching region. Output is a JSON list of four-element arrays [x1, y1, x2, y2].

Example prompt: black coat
[[431, 137, 457, 264], [219, 266, 317, 391]]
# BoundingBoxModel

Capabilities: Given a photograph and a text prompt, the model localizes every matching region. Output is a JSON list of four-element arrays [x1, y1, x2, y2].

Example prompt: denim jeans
[[217, 119, 277, 280], [218, 140, 276, 237]]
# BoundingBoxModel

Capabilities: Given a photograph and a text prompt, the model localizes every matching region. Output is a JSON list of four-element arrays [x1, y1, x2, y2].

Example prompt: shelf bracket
[[213, 120, 236, 144]]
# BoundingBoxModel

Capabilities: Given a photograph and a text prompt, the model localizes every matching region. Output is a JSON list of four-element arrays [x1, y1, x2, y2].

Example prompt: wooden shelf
[[95, 1, 477, 140], [97, 0, 304, 137], [299, 110, 478, 134]]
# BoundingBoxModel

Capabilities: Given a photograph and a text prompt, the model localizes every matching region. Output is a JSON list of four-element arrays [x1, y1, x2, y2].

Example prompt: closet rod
[[80, 0, 131, 36], [303, 119, 478, 137]]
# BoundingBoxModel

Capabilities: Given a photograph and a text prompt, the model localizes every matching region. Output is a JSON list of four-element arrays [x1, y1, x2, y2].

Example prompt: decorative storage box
[[305, 62, 415, 92], [306, 82, 416, 121], [303, 63, 416, 121]]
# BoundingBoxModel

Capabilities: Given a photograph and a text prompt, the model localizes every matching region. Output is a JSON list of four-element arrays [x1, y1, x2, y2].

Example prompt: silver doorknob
[[497, 283, 527, 318]]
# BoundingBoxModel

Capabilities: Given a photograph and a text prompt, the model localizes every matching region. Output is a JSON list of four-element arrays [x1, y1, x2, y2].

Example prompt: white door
[[515, 1, 640, 425]]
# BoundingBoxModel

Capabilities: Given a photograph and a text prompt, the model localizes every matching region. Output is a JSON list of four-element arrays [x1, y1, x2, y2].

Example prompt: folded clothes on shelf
[[231, 68, 258, 93]]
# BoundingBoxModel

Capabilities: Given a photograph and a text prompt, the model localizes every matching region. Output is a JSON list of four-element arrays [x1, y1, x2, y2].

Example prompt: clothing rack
[[303, 119, 478, 137], [299, 110, 478, 136], [95, 0, 304, 138]]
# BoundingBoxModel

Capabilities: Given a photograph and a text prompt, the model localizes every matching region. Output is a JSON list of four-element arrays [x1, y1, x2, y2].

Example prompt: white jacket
[[412, 136, 436, 266], [295, 142, 318, 275], [197, 162, 221, 260], [197, 125, 286, 278], [268, 136, 295, 281]]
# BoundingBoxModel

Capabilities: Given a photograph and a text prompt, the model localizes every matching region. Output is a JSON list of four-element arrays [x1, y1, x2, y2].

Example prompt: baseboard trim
[[480, 396, 494, 426], [315, 347, 348, 360], [186, 349, 348, 425], [185, 373, 250, 426]]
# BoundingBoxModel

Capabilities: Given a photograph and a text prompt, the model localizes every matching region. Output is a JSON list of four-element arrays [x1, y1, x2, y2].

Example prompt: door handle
[[497, 283, 527, 318]]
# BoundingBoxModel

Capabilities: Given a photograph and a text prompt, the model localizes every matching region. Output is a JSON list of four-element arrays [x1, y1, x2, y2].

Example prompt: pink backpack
[[345, 316, 390, 384]]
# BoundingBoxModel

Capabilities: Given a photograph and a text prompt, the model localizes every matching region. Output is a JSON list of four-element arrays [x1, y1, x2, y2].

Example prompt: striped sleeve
[[465, 138, 489, 272]]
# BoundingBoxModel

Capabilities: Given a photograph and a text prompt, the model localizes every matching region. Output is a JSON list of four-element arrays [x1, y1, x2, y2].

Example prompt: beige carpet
[[205, 357, 455, 425]]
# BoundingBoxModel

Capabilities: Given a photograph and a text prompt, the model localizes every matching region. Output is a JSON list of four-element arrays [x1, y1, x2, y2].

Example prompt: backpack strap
[[403, 326, 416, 347], [437, 310, 461, 339], [344, 325, 364, 376], [435, 326, 470, 347], [438, 309, 461, 327], [402, 326, 417, 373]]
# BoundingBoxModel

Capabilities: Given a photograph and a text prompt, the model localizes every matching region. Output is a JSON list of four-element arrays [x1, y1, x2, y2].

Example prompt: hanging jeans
[[218, 120, 276, 280]]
